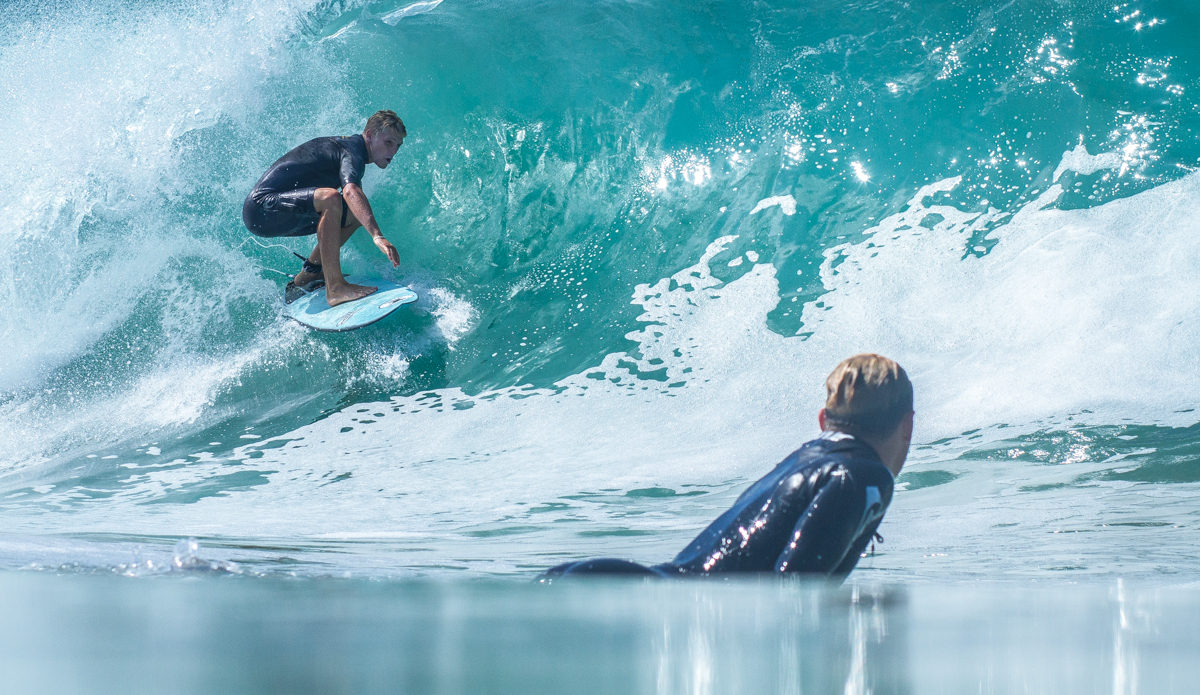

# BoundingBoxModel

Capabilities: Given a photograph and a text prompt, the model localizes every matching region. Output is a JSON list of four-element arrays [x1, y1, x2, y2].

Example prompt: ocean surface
[[3, 0, 1200, 690], [4, 575, 1199, 694]]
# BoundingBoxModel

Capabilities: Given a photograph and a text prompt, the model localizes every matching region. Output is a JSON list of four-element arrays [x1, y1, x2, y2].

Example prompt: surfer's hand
[[374, 236, 400, 267]]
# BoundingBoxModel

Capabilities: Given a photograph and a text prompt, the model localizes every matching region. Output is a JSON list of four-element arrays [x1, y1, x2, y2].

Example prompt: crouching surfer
[[542, 353, 913, 583], [242, 110, 405, 306]]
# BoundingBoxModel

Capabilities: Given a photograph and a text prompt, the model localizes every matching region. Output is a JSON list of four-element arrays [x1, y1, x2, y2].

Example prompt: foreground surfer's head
[[818, 354, 914, 476], [363, 110, 407, 169]]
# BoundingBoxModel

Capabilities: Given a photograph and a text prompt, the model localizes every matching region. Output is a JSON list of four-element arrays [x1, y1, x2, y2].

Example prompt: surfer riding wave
[[243, 110, 405, 306]]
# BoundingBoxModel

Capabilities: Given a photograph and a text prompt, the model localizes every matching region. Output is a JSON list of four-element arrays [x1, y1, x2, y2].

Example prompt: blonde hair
[[824, 354, 913, 437], [365, 110, 406, 138]]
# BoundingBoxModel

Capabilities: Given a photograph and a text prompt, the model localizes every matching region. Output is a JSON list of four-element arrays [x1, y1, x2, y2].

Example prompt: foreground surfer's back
[[542, 353, 914, 582]]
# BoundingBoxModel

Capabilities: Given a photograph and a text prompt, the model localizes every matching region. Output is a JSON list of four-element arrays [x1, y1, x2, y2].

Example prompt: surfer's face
[[366, 129, 404, 169]]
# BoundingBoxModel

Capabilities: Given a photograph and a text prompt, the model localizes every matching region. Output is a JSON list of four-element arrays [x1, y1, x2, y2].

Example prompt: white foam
[[428, 287, 478, 348], [749, 195, 798, 215], [378, 0, 444, 25], [1053, 142, 1124, 181], [0, 321, 306, 475], [803, 170, 1200, 432]]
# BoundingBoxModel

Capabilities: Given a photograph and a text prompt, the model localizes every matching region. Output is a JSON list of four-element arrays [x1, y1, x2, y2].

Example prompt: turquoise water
[[5, 0, 1200, 585], [8, 2, 1200, 691]]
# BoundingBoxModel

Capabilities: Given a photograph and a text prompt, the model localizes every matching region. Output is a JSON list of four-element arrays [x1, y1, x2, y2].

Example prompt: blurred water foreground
[[2, 572, 1197, 695]]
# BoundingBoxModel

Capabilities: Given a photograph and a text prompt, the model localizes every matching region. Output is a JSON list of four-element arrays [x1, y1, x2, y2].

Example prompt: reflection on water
[[3, 573, 1196, 695], [650, 584, 910, 695]]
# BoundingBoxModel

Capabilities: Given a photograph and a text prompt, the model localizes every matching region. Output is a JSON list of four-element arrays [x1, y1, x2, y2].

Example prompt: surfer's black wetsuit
[[242, 135, 369, 238], [542, 432, 894, 582]]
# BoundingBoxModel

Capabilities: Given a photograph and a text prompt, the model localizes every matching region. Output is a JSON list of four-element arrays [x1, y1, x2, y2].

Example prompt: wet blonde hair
[[365, 110, 406, 138], [824, 354, 913, 437]]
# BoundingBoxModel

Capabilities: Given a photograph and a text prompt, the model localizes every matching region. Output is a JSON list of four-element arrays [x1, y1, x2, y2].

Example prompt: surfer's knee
[[312, 187, 343, 215]]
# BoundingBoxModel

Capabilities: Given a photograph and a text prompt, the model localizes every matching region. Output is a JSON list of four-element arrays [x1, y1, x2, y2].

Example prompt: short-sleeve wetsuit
[[541, 432, 895, 582], [242, 135, 369, 238]]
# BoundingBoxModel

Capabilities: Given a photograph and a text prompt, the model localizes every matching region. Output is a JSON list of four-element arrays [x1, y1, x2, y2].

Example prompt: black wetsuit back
[[242, 135, 369, 238], [543, 432, 894, 581]]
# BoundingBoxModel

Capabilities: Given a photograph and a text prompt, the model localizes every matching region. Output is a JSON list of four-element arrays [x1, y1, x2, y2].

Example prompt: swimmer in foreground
[[242, 110, 405, 306], [542, 353, 913, 582]]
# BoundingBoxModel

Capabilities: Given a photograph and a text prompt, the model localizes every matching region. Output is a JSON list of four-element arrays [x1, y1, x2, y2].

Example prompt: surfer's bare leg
[[305, 209, 362, 280], [295, 223, 359, 283], [295, 212, 361, 283], [297, 189, 376, 306], [337, 207, 363, 240]]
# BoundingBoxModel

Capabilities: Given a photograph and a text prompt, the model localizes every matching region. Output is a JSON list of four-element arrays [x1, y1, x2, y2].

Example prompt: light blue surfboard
[[284, 280, 418, 332]]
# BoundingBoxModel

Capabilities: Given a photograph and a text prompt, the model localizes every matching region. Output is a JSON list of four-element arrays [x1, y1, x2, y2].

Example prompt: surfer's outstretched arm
[[343, 184, 399, 268]]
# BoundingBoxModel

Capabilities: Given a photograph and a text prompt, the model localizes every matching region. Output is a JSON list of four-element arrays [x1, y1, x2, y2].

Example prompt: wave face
[[4, 0, 1200, 578]]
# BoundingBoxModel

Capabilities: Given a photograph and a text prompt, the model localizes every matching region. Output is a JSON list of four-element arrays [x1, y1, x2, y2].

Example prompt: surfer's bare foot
[[326, 281, 377, 306]]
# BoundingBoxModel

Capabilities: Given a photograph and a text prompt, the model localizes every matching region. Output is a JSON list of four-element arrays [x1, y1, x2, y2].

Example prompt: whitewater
[[3, 0, 1200, 583]]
